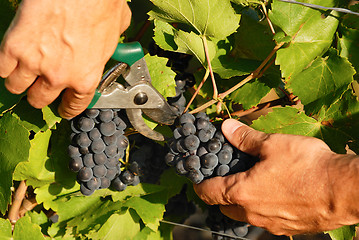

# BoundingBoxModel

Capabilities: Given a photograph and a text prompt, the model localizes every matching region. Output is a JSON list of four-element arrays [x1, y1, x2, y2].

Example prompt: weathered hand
[[0, 0, 131, 118], [194, 119, 359, 236]]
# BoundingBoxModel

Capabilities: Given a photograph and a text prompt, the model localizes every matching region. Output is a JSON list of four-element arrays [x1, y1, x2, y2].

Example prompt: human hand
[[0, 0, 131, 119], [194, 119, 359, 236]]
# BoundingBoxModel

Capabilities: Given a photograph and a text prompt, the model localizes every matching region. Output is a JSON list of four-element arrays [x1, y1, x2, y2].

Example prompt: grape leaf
[[153, 20, 177, 52], [13, 130, 54, 187], [174, 30, 217, 64], [12, 100, 48, 133], [111, 183, 166, 202], [287, 48, 356, 114], [148, 0, 240, 40], [211, 39, 260, 79], [145, 54, 176, 98], [13, 215, 45, 240], [270, 0, 339, 78], [338, 25, 359, 75], [327, 225, 356, 240], [0, 81, 23, 116], [342, 4, 359, 30], [0, 113, 30, 214], [42, 104, 62, 129], [0, 218, 12, 240], [88, 210, 141, 240], [232, 13, 276, 61], [123, 192, 166, 231]]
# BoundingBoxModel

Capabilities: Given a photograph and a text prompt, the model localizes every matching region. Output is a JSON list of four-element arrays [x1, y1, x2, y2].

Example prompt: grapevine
[[0, 0, 359, 240]]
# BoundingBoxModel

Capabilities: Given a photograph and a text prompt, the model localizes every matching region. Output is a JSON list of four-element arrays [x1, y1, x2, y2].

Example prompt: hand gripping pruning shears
[[88, 42, 179, 141]]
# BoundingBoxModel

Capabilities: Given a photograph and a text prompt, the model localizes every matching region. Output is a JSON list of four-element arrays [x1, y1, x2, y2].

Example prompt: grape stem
[[190, 42, 285, 114], [8, 180, 27, 224], [202, 35, 218, 99], [260, 2, 275, 35], [19, 197, 38, 218]]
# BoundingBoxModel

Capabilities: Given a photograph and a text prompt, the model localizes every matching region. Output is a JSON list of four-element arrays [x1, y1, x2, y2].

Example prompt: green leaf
[[211, 39, 260, 79], [0, 218, 12, 240], [13, 215, 45, 240], [14, 130, 54, 187], [124, 193, 166, 231], [270, 0, 339, 78], [338, 25, 359, 75], [12, 100, 48, 133], [88, 209, 141, 240], [145, 54, 176, 99], [342, 4, 359, 30], [174, 30, 217, 64], [327, 225, 356, 240], [42, 104, 62, 129], [153, 20, 177, 51], [287, 48, 356, 114], [111, 183, 166, 202], [0, 80, 23, 116], [0, 113, 30, 214], [148, 0, 240, 40]]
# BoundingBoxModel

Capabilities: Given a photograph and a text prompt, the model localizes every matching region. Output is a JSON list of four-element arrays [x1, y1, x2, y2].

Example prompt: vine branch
[[190, 42, 285, 114]]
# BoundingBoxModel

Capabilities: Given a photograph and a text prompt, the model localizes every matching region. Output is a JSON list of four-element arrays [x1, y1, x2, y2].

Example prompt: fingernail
[[222, 119, 244, 135]]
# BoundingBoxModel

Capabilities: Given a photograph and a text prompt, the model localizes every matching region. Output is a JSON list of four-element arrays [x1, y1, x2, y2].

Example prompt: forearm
[[328, 153, 359, 227]]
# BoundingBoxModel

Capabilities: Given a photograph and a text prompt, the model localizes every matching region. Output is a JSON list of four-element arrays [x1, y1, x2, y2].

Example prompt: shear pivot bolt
[[134, 92, 148, 105]]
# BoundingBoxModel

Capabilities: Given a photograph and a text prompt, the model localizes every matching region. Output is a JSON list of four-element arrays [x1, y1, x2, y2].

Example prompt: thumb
[[221, 119, 269, 157]]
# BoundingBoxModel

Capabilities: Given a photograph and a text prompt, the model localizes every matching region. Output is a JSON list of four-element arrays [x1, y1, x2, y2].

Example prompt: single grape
[[77, 117, 95, 132], [91, 139, 106, 154], [196, 118, 210, 130], [93, 152, 107, 165], [232, 225, 249, 237], [99, 177, 111, 189], [195, 112, 209, 120], [121, 170, 135, 185], [105, 157, 119, 168], [198, 129, 212, 142], [183, 135, 200, 151], [215, 164, 230, 176], [105, 167, 118, 180], [207, 138, 222, 154], [181, 122, 196, 136], [112, 177, 127, 191], [113, 116, 126, 130], [86, 177, 101, 190], [70, 119, 81, 133], [117, 135, 129, 150], [98, 109, 114, 123], [197, 146, 208, 157], [131, 175, 140, 186], [201, 153, 218, 169], [200, 167, 214, 177], [214, 131, 225, 144], [165, 152, 178, 166], [85, 109, 100, 118], [79, 147, 90, 155], [173, 128, 182, 139], [175, 159, 188, 175], [222, 143, 234, 154], [105, 144, 118, 158], [179, 112, 195, 125], [83, 154, 95, 168], [80, 183, 94, 196], [176, 139, 187, 153], [218, 149, 232, 165], [78, 167, 93, 182], [69, 157, 83, 172], [99, 122, 116, 136], [75, 132, 91, 148], [103, 134, 117, 145], [93, 165, 107, 178], [68, 145, 81, 158], [187, 170, 204, 184], [184, 155, 200, 171], [89, 128, 101, 140]]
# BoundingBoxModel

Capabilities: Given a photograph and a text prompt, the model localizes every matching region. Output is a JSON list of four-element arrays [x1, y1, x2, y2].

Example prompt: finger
[[4, 63, 38, 94], [0, 49, 17, 78], [219, 205, 247, 222], [221, 119, 270, 157], [193, 173, 247, 205], [26, 76, 64, 109], [58, 88, 95, 119]]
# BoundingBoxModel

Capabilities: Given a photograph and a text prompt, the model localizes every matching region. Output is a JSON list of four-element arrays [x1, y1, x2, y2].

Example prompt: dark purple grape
[[83, 154, 95, 168], [75, 132, 91, 148], [98, 109, 114, 123], [91, 139, 106, 154], [184, 155, 200, 171], [197, 146, 208, 157], [131, 175, 140, 186], [195, 112, 209, 120], [86, 177, 101, 190], [68, 145, 81, 158], [196, 118, 210, 130], [207, 139, 222, 154], [93, 152, 107, 165], [89, 128, 101, 140], [99, 122, 116, 136], [187, 170, 204, 184], [198, 129, 212, 142], [218, 150, 232, 165], [103, 134, 117, 145], [175, 159, 188, 175], [104, 144, 118, 158], [77, 117, 95, 132], [181, 123, 196, 136], [69, 157, 83, 172], [78, 167, 93, 182], [201, 167, 214, 177], [99, 177, 111, 189], [121, 170, 135, 185], [215, 164, 230, 176], [201, 153, 218, 169], [117, 135, 129, 150], [105, 157, 119, 168], [93, 165, 107, 178], [113, 117, 126, 130], [214, 131, 225, 143], [80, 183, 94, 196], [183, 135, 200, 151], [165, 153, 178, 166], [105, 167, 118, 180], [112, 177, 127, 191], [85, 109, 100, 118], [179, 112, 195, 125]]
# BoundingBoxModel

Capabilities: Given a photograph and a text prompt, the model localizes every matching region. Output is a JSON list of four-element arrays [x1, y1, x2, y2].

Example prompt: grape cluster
[[68, 108, 130, 195], [165, 112, 257, 184], [125, 133, 169, 184], [207, 206, 248, 240]]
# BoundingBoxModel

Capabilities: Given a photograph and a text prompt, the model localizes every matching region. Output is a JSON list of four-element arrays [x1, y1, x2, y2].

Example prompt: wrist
[[327, 152, 359, 227]]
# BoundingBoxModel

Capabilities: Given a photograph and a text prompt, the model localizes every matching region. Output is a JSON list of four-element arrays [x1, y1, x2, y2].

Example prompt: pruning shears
[[88, 42, 179, 141]]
